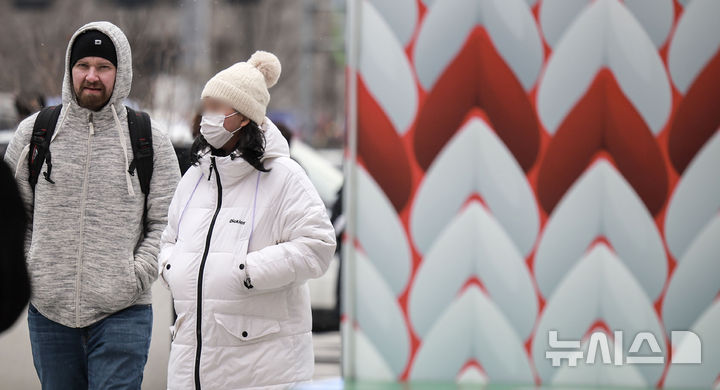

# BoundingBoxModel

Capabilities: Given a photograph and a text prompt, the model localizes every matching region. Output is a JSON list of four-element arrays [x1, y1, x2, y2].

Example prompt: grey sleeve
[[133, 121, 181, 292], [3, 115, 38, 257]]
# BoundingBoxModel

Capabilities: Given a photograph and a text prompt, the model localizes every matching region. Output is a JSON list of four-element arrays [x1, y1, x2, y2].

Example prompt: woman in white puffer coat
[[159, 51, 336, 390]]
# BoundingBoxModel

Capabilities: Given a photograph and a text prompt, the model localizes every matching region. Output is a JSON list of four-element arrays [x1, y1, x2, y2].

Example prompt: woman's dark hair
[[190, 120, 271, 172]]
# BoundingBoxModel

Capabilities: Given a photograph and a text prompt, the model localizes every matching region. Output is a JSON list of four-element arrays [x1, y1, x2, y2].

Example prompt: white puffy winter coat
[[159, 119, 336, 389]]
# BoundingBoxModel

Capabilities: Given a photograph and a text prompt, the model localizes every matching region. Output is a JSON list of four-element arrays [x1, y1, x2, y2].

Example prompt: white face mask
[[200, 111, 241, 149]]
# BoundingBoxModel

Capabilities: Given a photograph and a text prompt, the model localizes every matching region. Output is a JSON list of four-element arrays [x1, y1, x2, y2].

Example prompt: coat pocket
[[213, 312, 280, 343], [160, 247, 176, 288], [127, 252, 140, 292], [169, 312, 187, 342]]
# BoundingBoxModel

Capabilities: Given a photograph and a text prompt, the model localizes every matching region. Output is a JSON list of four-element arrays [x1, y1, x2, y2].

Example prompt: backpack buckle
[[135, 137, 153, 159]]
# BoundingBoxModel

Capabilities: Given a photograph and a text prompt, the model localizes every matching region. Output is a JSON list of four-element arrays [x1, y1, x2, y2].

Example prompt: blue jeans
[[28, 303, 152, 390]]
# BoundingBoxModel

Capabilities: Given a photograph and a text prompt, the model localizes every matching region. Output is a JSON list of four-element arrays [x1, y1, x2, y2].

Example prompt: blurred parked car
[[288, 137, 343, 332], [0, 93, 19, 158]]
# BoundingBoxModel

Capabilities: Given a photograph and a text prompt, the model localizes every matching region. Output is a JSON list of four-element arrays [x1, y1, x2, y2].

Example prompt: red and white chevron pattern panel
[[342, 0, 720, 387]]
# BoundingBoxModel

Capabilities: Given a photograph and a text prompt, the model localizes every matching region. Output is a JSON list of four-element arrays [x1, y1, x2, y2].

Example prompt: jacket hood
[[62, 21, 132, 113], [261, 118, 290, 160]]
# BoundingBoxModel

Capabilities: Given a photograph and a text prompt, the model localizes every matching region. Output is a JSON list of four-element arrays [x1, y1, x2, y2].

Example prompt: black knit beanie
[[70, 30, 117, 68]]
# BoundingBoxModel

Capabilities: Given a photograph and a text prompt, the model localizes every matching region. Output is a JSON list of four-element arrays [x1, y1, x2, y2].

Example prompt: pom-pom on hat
[[201, 50, 281, 125]]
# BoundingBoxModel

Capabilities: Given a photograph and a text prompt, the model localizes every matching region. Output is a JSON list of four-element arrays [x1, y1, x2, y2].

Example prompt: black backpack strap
[[126, 106, 154, 232], [126, 106, 154, 195], [28, 105, 62, 192]]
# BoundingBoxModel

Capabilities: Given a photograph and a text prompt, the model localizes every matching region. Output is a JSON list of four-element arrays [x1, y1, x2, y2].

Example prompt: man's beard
[[76, 83, 111, 111]]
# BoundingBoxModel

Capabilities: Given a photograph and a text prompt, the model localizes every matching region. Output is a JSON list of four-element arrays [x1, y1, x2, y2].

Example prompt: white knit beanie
[[201, 51, 281, 125]]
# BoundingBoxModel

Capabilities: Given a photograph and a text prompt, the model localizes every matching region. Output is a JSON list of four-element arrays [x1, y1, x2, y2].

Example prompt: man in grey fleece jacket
[[3, 21, 180, 389]]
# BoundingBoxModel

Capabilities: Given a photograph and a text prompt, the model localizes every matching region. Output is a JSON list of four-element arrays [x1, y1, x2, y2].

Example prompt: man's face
[[72, 57, 116, 111]]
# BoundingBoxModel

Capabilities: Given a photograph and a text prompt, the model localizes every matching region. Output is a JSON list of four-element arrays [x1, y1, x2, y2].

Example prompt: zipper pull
[[89, 113, 95, 135], [208, 159, 214, 181]]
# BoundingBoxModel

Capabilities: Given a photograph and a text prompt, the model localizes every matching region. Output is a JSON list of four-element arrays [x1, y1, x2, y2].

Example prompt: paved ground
[[0, 282, 174, 389], [310, 331, 342, 380]]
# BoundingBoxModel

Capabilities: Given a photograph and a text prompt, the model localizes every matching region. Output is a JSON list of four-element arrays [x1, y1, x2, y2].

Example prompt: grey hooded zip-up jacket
[[3, 21, 180, 328]]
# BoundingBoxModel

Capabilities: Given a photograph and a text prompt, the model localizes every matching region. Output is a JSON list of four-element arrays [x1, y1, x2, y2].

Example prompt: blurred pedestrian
[[3, 21, 180, 389], [275, 120, 294, 146], [0, 160, 30, 334], [159, 51, 336, 389], [14, 92, 45, 122]]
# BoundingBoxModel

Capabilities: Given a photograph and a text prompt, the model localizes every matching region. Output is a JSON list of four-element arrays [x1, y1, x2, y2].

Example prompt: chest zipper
[[75, 112, 94, 324], [194, 157, 222, 390]]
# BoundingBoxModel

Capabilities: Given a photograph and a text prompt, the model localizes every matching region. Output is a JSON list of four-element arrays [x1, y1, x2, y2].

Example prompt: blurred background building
[[0, 0, 346, 148]]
